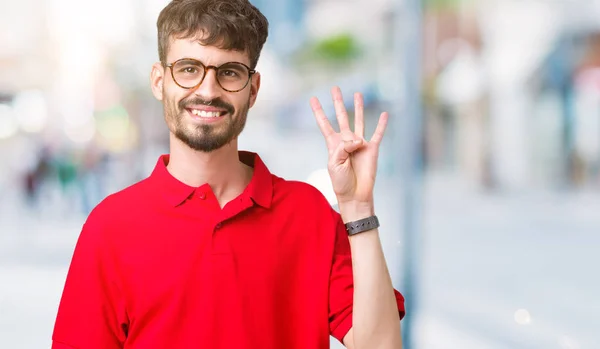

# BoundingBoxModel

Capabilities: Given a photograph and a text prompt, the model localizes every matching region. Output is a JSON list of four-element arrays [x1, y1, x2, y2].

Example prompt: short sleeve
[[328, 211, 406, 343], [52, 207, 128, 349]]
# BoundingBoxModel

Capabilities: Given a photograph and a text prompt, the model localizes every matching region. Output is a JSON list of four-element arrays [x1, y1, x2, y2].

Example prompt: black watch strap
[[344, 215, 380, 235]]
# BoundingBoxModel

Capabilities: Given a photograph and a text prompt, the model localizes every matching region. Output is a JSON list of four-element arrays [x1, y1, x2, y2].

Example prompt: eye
[[220, 69, 238, 77], [181, 67, 198, 74]]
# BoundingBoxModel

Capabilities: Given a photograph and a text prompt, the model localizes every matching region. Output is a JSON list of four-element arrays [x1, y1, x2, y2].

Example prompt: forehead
[[167, 37, 250, 66]]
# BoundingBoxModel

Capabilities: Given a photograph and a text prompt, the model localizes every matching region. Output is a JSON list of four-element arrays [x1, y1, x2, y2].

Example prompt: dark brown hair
[[157, 0, 269, 68]]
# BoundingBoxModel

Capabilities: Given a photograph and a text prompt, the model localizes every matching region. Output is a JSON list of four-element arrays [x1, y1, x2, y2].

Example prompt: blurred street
[[3, 0, 600, 347]]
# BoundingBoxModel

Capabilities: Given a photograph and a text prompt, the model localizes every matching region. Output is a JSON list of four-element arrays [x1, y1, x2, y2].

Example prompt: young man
[[52, 0, 405, 348]]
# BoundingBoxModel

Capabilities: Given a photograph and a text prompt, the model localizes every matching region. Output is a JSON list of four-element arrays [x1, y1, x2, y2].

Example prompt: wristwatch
[[344, 215, 380, 235]]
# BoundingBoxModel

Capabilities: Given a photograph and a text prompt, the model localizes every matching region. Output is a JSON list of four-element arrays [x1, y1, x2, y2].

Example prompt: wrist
[[338, 200, 375, 223]]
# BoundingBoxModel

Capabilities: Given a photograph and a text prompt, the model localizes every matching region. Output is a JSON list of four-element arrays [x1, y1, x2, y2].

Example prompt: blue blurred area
[[1, 0, 600, 348]]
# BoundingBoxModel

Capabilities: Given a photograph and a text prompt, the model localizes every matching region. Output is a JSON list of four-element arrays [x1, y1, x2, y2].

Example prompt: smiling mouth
[[186, 109, 227, 118]]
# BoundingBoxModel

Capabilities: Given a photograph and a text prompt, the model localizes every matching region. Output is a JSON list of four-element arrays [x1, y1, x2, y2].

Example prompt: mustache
[[179, 97, 235, 114]]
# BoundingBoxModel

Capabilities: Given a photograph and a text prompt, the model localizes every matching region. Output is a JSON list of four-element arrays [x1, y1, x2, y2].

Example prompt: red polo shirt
[[52, 151, 405, 349]]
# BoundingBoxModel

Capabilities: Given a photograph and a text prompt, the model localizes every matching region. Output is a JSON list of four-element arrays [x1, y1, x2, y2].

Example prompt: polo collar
[[150, 151, 273, 208]]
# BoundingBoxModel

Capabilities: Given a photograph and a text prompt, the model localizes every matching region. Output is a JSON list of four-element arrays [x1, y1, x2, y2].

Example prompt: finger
[[331, 139, 364, 165], [370, 112, 389, 145], [354, 92, 365, 139], [331, 86, 350, 131], [310, 97, 336, 139]]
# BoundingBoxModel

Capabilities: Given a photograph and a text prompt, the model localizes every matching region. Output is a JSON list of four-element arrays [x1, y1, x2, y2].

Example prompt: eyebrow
[[176, 58, 203, 64], [173, 58, 250, 67]]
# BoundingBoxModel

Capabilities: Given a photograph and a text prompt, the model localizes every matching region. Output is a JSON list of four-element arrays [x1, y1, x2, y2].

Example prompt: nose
[[193, 68, 222, 100]]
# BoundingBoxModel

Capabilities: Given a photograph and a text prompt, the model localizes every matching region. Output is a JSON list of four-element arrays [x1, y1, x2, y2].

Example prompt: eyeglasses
[[165, 58, 256, 93]]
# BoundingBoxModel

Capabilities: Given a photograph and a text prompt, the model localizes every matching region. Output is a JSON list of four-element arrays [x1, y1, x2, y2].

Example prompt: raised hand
[[310, 86, 389, 208]]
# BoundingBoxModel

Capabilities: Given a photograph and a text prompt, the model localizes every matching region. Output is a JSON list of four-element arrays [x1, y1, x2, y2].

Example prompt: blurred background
[[1, 0, 599, 348]]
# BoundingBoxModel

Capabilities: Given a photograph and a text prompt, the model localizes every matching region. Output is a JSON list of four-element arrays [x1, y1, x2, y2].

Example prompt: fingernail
[[353, 139, 362, 144]]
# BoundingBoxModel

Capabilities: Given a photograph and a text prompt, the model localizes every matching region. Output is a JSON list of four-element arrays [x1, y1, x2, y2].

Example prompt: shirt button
[[198, 192, 206, 200]]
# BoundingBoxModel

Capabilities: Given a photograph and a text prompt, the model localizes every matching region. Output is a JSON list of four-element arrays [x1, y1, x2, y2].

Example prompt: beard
[[164, 95, 249, 152]]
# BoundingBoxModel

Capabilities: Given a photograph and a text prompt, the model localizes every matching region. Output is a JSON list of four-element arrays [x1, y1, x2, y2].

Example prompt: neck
[[166, 134, 253, 206]]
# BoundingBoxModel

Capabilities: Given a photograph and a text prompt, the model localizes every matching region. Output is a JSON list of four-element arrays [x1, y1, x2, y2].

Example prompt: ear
[[248, 71, 261, 108], [151, 62, 166, 101]]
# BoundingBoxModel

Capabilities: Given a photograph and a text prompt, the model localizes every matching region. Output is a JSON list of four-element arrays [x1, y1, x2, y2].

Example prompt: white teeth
[[191, 109, 222, 118]]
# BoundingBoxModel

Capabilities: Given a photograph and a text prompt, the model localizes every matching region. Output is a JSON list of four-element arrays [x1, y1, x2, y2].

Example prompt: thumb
[[344, 138, 364, 153], [331, 139, 364, 165]]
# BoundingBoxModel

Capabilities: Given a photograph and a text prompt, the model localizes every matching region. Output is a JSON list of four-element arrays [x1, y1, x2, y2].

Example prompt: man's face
[[151, 36, 260, 152]]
